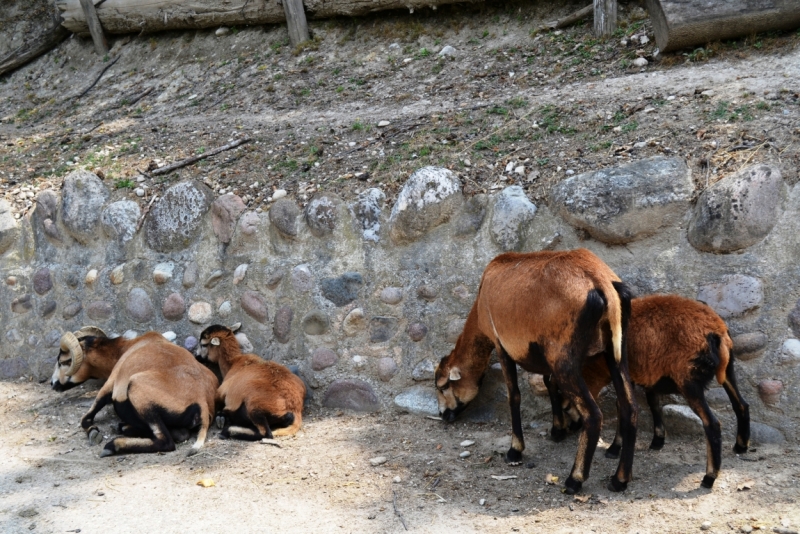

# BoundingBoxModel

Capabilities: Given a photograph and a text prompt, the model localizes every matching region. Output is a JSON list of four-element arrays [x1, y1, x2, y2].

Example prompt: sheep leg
[[682, 383, 722, 488], [722, 358, 750, 454], [604, 400, 623, 459], [497, 346, 524, 465], [100, 400, 176, 457], [558, 373, 603, 495], [646, 389, 666, 450], [544, 374, 570, 442], [271, 412, 301, 437], [80, 385, 114, 445]]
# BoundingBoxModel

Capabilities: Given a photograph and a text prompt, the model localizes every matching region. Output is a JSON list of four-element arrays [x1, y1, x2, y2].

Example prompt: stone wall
[[1, 158, 798, 443]]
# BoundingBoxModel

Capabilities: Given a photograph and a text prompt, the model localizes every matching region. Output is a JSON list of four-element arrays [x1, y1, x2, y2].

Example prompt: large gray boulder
[[305, 193, 343, 237], [550, 157, 693, 244], [490, 186, 537, 251], [0, 199, 19, 255], [688, 164, 784, 253], [60, 170, 110, 244], [145, 181, 212, 252], [101, 200, 141, 246], [388, 166, 463, 243], [211, 194, 247, 244], [697, 274, 763, 319]]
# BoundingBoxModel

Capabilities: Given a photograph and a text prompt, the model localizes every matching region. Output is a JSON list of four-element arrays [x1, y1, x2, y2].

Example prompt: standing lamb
[[550, 294, 750, 489], [197, 324, 306, 439], [434, 249, 637, 494]]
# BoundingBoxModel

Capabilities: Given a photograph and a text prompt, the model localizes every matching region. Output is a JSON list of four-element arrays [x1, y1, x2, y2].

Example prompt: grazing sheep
[[434, 249, 636, 494], [552, 294, 750, 489], [56, 329, 218, 457], [197, 324, 306, 440]]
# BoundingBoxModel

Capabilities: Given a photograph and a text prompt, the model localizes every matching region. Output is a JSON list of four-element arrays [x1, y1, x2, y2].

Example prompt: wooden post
[[79, 0, 109, 55], [594, 0, 617, 37], [282, 0, 310, 47]]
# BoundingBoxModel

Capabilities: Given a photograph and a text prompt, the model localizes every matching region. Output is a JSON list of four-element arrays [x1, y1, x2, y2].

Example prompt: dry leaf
[[545, 473, 559, 485], [490, 475, 518, 481], [196, 478, 215, 488], [573, 494, 591, 503], [737, 480, 755, 491]]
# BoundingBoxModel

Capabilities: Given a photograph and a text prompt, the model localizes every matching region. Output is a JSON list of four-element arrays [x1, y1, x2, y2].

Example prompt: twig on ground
[[533, 5, 593, 33], [135, 194, 158, 232], [151, 138, 251, 176], [77, 55, 120, 99], [125, 86, 154, 107], [393, 490, 408, 531]]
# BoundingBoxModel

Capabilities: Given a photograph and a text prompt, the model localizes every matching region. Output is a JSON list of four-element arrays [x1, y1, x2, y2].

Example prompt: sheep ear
[[230, 322, 241, 333], [211, 337, 220, 346], [449, 367, 462, 381]]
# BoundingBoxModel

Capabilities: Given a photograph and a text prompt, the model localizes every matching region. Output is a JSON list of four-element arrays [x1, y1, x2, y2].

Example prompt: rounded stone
[[205, 270, 224, 289], [269, 198, 300, 238], [265, 268, 285, 289], [379, 287, 403, 305], [343, 308, 366, 337], [188, 302, 213, 324], [351, 188, 385, 242], [65, 271, 80, 288], [85, 269, 98, 286], [127, 288, 155, 323], [490, 185, 538, 251], [758, 379, 782, 406], [153, 262, 175, 284], [6, 329, 23, 343], [45, 330, 61, 347], [407, 323, 428, 342], [273, 305, 294, 344], [60, 170, 110, 244], [184, 336, 198, 352], [6, 275, 17, 286], [779, 339, 800, 364], [696, 275, 763, 319], [109, 265, 125, 285], [145, 180, 213, 252], [412, 359, 435, 381], [302, 310, 330, 335], [455, 194, 488, 236], [321, 272, 364, 307], [33, 268, 53, 295], [101, 200, 140, 245], [377, 358, 398, 382], [446, 319, 466, 344], [291, 264, 313, 293], [305, 194, 342, 237], [211, 194, 247, 244], [27, 335, 39, 348], [550, 156, 693, 245], [183, 262, 198, 288], [40, 300, 57, 318], [417, 285, 438, 302], [452, 285, 470, 301], [369, 317, 398, 343], [86, 301, 113, 321], [322, 379, 380, 412], [235, 332, 254, 353], [11, 294, 33, 314], [159, 293, 184, 321], [233, 264, 248, 285], [388, 166, 463, 244], [731, 332, 768, 361], [311, 347, 338, 371], [62, 301, 83, 320], [688, 164, 785, 253], [394, 386, 438, 415], [218, 301, 232, 319], [0, 200, 21, 255], [239, 211, 260, 236], [241, 291, 268, 323]]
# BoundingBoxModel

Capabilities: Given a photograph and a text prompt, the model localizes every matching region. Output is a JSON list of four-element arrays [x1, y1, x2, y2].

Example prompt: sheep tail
[[717, 332, 732, 385]]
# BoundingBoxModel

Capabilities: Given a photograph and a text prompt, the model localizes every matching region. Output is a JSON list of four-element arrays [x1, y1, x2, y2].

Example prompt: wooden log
[[535, 4, 593, 33], [79, 0, 109, 55], [56, 0, 480, 35], [283, 0, 311, 47], [0, 25, 70, 78], [593, 0, 617, 37], [645, 0, 800, 53]]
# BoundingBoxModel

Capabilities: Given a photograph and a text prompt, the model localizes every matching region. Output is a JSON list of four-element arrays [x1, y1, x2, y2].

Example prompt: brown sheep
[[50, 326, 115, 390], [197, 324, 306, 440], [56, 329, 218, 457], [551, 294, 750, 489], [434, 249, 637, 495]]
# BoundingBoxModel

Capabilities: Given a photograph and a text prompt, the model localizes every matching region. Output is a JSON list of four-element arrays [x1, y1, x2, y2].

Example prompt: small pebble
[[272, 189, 287, 200], [369, 456, 388, 466], [393, 476, 401, 483], [378, 120, 391, 127], [739, 526, 753, 533], [460, 440, 475, 447], [701, 521, 712, 531], [459, 451, 471, 458], [479, 498, 486, 506]]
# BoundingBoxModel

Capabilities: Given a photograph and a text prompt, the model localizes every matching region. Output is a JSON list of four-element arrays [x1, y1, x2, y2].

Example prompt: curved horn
[[74, 326, 107, 339], [60, 331, 84, 376]]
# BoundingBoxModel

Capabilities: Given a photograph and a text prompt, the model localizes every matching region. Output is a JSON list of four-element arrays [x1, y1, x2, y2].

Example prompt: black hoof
[[733, 442, 748, 454], [88, 427, 102, 445], [550, 427, 567, 443], [564, 476, 582, 495], [100, 443, 115, 458], [505, 448, 523, 465], [605, 444, 621, 459], [701, 475, 715, 489], [649, 436, 665, 450], [607, 476, 628, 492]]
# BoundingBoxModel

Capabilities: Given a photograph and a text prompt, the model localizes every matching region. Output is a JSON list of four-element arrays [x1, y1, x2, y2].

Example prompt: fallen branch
[[534, 4, 593, 33], [76, 55, 119, 98], [0, 25, 71, 78], [392, 490, 408, 531], [120, 86, 154, 108], [135, 194, 158, 232], [151, 138, 252, 176]]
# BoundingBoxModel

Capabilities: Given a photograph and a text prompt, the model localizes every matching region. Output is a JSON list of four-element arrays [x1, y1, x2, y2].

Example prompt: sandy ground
[[1, 379, 798, 534]]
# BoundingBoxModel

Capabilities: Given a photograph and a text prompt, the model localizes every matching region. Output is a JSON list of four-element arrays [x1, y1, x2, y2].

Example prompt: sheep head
[[196, 324, 239, 364], [50, 326, 107, 391], [434, 352, 481, 423]]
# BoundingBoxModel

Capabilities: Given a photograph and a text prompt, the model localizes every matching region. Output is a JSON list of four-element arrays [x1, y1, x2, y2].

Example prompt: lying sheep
[[434, 249, 637, 494], [51, 326, 115, 391], [197, 324, 306, 439], [551, 294, 750, 489], [56, 328, 218, 457]]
